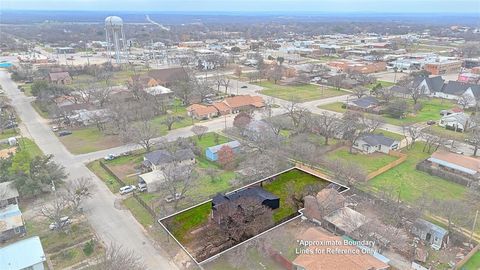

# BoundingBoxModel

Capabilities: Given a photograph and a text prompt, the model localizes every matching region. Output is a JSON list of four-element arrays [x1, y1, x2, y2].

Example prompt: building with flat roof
[[0, 236, 46, 270], [424, 60, 462, 75], [0, 204, 26, 242]]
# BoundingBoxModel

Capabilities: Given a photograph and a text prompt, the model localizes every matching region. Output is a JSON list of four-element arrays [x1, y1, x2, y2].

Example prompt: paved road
[[0, 70, 178, 270]]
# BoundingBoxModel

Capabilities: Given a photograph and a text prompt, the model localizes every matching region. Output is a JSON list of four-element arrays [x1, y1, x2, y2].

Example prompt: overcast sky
[[2, 0, 479, 13]]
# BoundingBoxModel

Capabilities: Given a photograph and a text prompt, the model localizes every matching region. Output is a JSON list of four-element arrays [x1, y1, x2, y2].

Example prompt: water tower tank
[[105, 16, 123, 29]]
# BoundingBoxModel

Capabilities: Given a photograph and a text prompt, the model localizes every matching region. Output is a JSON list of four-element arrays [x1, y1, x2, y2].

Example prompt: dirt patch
[[110, 163, 138, 180]]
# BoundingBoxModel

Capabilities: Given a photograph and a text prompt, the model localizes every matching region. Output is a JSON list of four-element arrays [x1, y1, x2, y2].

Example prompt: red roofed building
[[187, 95, 264, 119]]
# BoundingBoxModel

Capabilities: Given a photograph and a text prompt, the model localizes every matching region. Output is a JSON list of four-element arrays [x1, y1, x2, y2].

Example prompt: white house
[[439, 112, 471, 132], [142, 148, 195, 171], [353, 134, 399, 154]]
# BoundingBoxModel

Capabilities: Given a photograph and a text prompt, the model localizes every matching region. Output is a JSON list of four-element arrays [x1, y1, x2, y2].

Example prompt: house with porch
[[353, 133, 399, 154]]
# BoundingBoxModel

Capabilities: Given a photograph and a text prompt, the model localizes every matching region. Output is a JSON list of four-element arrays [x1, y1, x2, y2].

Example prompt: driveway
[[0, 70, 178, 270]]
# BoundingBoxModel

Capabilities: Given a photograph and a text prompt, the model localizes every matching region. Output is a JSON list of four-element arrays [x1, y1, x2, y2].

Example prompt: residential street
[[0, 70, 179, 270]]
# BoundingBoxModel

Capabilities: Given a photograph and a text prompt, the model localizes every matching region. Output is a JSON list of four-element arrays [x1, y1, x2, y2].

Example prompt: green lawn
[[31, 100, 51, 119], [373, 130, 405, 141], [326, 148, 398, 173], [0, 128, 17, 140], [319, 98, 455, 126], [462, 251, 480, 270], [263, 169, 330, 222], [366, 80, 395, 89], [87, 161, 122, 193], [123, 197, 155, 227], [256, 81, 347, 102], [365, 143, 467, 204], [17, 138, 43, 157], [192, 132, 231, 153], [426, 125, 468, 141], [165, 202, 212, 243], [59, 127, 123, 154]]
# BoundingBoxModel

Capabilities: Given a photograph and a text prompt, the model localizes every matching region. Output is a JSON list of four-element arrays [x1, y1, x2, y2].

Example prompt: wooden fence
[[99, 161, 157, 219], [366, 151, 408, 180], [455, 244, 479, 269]]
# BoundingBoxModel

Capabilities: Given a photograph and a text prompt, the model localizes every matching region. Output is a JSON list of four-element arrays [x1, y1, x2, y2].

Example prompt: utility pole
[[470, 209, 479, 243]]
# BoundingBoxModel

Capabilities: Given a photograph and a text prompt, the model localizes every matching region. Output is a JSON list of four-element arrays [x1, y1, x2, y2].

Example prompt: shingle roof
[[351, 96, 379, 108], [212, 187, 279, 207], [144, 148, 194, 166], [0, 181, 19, 201], [146, 67, 188, 84], [360, 133, 396, 147], [0, 236, 46, 269], [187, 104, 218, 116], [224, 95, 264, 108], [442, 81, 480, 96], [414, 76, 445, 93]]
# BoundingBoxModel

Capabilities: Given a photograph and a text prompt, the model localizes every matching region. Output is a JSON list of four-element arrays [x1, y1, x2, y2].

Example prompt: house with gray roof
[[345, 96, 380, 112], [353, 133, 399, 154], [143, 148, 195, 171], [433, 81, 480, 108], [413, 76, 445, 94], [412, 218, 448, 251]]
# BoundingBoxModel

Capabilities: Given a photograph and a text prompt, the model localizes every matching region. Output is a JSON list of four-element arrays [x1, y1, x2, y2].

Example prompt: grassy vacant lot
[[365, 143, 466, 204], [165, 202, 212, 243], [263, 169, 330, 222], [463, 251, 480, 270], [18, 138, 43, 157], [256, 81, 347, 102], [123, 197, 155, 227], [326, 148, 398, 173], [426, 125, 468, 141], [366, 80, 395, 89], [59, 127, 123, 155], [319, 98, 455, 126]]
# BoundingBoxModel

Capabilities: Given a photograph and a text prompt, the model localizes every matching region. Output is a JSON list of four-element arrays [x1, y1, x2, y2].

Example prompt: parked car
[[51, 125, 59, 132], [426, 120, 436, 125], [165, 193, 183, 203], [138, 186, 147, 192], [104, 154, 116, 161], [241, 85, 248, 88], [119, 185, 136, 195], [4, 121, 18, 129], [49, 216, 72, 230], [58, 130, 72, 137]]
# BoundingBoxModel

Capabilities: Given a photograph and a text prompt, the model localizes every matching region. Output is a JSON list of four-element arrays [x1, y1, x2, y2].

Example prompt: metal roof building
[[0, 236, 46, 270]]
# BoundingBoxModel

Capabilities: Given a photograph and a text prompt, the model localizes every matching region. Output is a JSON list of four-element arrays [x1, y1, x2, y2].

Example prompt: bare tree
[[191, 125, 209, 140], [39, 195, 71, 233], [313, 112, 340, 145], [330, 159, 367, 186], [122, 120, 158, 152], [402, 125, 422, 149], [221, 77, 231, 95], [162, 115, 182, 131], [161, 162, 195, 209], [62, 177, 93, 214], [282, 101, 310, 130], [468, 126, 480, 156], [458, 95, 471, 110], [352, 86, 368, 98], [92, 243, 146, 270], [342, 111, 384, 153]]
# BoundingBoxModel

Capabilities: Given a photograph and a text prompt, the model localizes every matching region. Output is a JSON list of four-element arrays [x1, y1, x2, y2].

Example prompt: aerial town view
[[0, 0, 479, 269]]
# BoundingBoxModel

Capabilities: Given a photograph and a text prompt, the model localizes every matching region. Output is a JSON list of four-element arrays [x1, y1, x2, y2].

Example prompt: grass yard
[[18, 138, 43, 157], [0, 128, 17, 140], [192, 132, 231, 153], [365, 143, 467, 204], [326, 147, 398, 173], [373, 130, 405, 141], [319, 98, 455, 126], [462, 251, 480, 270], [426, 125, 468, 141], [366, 80, 395, 89], [87, 161, 122, 193], [164, 202, 212, 243], [256, 81, 347, 102], [123, 197, 155, 227], [31, 100, 51, 119], [59, 127, 123, 154], [263, 169, 330, 222]]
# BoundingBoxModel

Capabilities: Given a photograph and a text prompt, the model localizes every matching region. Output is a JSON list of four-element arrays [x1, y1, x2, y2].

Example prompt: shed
[[138, 171, 166, 193], [205, 141, 241, 161], [412, 218, 448, 250], [323, 207, 367, 235]]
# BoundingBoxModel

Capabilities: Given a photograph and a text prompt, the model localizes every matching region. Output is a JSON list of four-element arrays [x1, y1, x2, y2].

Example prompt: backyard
[[318, 98, 455, 126], [364, 143, 467, 204], [326, 147, 399, 173], [256, 81, 347, 102], [462, 251, 480, 270]]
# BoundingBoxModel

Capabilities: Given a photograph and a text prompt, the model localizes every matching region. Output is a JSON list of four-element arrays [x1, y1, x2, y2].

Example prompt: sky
[[1, 0, 479, 13]]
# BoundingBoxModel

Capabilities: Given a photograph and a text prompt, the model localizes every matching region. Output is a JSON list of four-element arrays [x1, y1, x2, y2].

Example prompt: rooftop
[[206, 141, 241, 154], [0, 204, 23, 233], [0, 236, 46, 270]]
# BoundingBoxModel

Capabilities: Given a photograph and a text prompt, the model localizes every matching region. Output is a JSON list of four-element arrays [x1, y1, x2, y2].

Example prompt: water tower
[[105, 16, 128, 64]]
